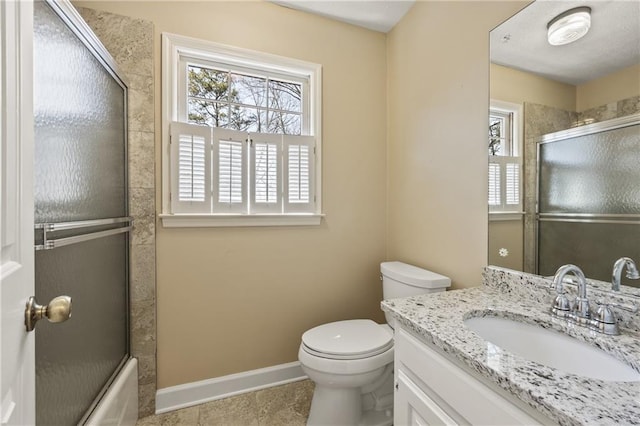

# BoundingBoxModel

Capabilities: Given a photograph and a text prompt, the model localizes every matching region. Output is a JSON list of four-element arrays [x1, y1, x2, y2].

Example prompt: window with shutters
[[489, 101, 522, 216], [161, 33, 322, 227]]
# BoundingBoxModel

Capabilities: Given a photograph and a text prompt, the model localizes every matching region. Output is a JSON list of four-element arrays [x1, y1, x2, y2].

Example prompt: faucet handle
[[592, 303, 620, 335], [552, 293, 571, 314], [592, 300, 637, 335]]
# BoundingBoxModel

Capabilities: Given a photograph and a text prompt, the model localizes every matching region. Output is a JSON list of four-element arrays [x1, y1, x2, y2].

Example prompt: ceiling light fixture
[[547, 6, 592, 46]]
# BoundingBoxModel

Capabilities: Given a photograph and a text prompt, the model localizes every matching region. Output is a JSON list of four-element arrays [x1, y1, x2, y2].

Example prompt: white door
[[1, 1, 36, 425]]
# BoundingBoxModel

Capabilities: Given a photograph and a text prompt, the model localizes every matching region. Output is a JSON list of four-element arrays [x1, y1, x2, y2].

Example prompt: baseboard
[[155, 361, 307, 414]]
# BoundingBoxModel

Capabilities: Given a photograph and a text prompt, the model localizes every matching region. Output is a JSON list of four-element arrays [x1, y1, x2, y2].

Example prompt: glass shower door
[[33, 1, 130, 424], [537, 119, 640, 283]]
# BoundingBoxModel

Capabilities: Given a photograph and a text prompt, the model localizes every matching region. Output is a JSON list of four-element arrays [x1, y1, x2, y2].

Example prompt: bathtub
[[86, 358, 138, 426]]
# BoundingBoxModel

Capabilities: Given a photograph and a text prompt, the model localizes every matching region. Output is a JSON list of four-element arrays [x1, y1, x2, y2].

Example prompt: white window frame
[[161, 33, 323, 227], [489, 100, 523, 220]]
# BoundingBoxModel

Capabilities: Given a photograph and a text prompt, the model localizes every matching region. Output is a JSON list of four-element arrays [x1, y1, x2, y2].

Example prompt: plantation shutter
[[170, 122, 211, 213], [488, 156, 521, 212], [505, 162, 520, 207], [488, 162, 501, 206], [212, 128, 248, 213], [250, 132, 282, 214], [283, 135, 315, 213]]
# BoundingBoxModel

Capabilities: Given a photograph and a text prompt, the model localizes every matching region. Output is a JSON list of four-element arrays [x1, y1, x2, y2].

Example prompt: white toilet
[[298, 261, 451, 426]]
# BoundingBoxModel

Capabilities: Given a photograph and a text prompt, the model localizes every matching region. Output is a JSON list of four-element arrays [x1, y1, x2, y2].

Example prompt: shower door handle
[[24, 295, 72, 332]]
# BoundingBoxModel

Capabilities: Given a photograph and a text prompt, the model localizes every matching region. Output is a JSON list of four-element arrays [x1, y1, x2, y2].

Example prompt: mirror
[[488, 0, 640, 288]]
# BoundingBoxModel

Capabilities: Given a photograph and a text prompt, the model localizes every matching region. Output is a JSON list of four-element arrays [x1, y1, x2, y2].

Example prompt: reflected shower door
[[33, 1, 129, 424], [537, 119, 640, 285]]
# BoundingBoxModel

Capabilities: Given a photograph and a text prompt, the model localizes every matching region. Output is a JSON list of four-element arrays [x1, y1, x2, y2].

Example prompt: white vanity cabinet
[[394, 327, 549, 426]]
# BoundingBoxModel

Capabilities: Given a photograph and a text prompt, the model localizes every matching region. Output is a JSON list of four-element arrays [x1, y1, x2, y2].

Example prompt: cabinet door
[[395, 370, 457, 426], [395, 328, 544, 425]]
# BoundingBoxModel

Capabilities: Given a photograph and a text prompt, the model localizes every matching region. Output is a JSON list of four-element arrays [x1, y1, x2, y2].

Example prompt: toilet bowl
[[298, 261, 451, 426], [299, 320, 394, 426]]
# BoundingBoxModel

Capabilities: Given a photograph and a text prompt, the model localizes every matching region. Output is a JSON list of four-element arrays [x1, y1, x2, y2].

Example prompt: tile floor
[[135, 380, 314, 426]]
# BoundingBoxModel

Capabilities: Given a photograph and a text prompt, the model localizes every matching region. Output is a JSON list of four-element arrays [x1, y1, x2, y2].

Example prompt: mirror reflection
[[488, 0, 640, 287]]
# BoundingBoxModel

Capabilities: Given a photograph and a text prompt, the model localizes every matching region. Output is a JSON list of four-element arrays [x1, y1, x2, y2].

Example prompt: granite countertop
[[381, 268, 640, 426]]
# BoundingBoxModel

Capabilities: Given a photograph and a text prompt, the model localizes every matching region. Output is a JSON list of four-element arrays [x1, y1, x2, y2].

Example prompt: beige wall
[[75, 1, 387, 388], [488, 219, 524, 270], [73, 0, 555, 390], [576, 63, 640, 112], [488, 64, 575, 273], [490, 63, 575, 111], [491, 61, 640, 115], [386, 1, 529, 289]]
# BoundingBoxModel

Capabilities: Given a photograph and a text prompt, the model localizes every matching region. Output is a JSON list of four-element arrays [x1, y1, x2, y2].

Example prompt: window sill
[[489, 212, 524, 222], [159, 213, 324, 228]]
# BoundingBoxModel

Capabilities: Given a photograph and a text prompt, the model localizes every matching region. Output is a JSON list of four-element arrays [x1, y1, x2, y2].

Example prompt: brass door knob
[[24, 295, 72, 332]]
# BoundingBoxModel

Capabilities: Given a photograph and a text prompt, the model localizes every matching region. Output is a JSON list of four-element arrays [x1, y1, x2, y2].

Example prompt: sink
[[464, 315, 640, 382]]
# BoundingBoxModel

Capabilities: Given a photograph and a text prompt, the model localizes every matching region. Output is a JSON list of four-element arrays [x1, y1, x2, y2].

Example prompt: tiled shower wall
[[522, 103, 576, 273], [522, 96, 640, 273], [76, 7, 157, 416]]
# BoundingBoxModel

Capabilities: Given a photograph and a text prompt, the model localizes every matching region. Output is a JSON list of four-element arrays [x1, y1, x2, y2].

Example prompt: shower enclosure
[[536, 114, 640, 286], [33, 1, 131, 424]]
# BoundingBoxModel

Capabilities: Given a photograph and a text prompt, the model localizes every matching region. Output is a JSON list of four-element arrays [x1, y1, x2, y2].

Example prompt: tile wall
[[76, 7, 157, 416]]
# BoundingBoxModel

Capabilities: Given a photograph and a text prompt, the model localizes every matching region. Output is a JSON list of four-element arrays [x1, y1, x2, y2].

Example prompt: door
[[536, 119, 640, 281], [1, 1, 36, 425], [32, 1, 130, 424]]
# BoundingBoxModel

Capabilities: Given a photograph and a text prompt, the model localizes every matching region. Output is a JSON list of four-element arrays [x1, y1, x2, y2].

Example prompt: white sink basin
[[464, 315, 640, 382]]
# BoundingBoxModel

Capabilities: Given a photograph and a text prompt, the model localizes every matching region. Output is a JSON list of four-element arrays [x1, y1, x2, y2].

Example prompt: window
[[161, 33, 322, 227], [185, 65, 303, 135], [489, 110, 513, 156], [489, 101, 522, 216]]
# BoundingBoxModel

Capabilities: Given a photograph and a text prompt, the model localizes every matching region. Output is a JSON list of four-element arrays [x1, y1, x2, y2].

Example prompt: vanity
[[381, 266, 640, 426]]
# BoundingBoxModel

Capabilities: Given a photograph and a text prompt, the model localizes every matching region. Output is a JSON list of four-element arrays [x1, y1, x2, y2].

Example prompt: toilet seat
[[301, 319, 393, 360]]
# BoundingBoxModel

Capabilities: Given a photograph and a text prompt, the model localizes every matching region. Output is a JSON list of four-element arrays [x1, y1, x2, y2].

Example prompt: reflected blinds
[[488, 156, 521, 212]]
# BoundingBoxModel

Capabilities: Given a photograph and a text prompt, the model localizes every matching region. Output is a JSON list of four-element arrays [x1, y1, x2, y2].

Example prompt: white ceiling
[[270, 0, 415, 33], [270, 0, 639, 86], [491, 0, 640, 85]]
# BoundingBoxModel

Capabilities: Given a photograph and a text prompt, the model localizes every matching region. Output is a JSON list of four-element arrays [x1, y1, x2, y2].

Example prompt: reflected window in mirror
[[488, 100, 523, 216], [489, 110, 512, 156]]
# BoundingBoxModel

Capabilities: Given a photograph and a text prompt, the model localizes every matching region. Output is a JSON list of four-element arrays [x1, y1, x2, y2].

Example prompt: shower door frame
[[34, 0, 132, 423], [534, 113, 640, 275]]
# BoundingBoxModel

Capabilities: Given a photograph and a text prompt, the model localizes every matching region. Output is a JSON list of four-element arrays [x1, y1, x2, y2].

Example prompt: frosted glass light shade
[[547, 7, 591, 46]]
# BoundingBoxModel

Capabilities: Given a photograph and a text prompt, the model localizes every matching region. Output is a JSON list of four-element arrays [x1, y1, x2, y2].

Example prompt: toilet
[[298, 261, 451, 426]]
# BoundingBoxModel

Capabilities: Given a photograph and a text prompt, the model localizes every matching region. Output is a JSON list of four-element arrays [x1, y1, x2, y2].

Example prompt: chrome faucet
[[552, 264, 590, 319], [591, 257, 640, 335], [611, 257, 640, 291]]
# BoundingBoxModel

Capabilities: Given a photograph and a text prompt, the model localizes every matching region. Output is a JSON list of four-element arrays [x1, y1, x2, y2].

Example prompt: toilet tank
[[381, 261, 451, 327]]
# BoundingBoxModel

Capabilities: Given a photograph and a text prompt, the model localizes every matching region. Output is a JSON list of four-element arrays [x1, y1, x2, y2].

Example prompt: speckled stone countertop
[[381, 266, 640, 426]]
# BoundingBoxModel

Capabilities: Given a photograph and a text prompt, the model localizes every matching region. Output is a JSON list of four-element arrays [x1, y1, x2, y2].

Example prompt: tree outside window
[[187, 65, 303, 135], [489, 111, 512, 156]]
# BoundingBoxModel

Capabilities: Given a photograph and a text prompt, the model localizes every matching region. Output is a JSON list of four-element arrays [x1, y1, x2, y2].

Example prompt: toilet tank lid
[[380, 261, 451, 289]]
